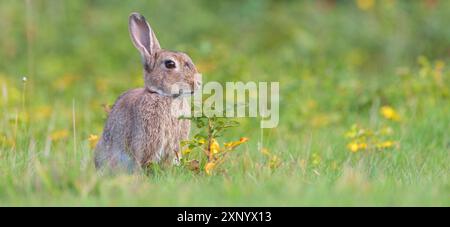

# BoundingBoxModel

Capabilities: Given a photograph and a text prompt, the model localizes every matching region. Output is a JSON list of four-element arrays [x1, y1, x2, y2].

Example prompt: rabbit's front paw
[[172, 151, 181, 166]]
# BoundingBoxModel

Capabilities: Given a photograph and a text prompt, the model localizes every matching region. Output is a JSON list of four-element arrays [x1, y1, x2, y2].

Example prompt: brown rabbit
[[94, 12, 201, 172]]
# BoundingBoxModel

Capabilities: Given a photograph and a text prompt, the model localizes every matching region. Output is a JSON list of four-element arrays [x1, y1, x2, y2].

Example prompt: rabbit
[[94, 12, 201, 172]]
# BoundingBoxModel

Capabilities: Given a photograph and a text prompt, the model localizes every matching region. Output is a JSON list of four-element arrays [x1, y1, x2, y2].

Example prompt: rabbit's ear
[[129, 12, 161, 64]]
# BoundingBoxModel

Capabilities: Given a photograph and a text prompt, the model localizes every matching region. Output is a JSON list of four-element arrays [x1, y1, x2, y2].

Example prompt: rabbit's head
[[129, 12, 201, 97]]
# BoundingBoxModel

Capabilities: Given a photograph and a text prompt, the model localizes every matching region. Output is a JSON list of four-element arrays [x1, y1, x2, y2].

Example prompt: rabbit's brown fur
[[95, 13, 200, 171]]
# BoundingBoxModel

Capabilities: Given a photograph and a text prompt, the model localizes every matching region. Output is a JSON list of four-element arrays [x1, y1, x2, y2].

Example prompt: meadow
[[0, 0, 449, 206]]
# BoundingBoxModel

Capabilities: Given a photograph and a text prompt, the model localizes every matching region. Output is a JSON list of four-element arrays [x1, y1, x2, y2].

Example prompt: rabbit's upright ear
[[129, 12, 161, 65]]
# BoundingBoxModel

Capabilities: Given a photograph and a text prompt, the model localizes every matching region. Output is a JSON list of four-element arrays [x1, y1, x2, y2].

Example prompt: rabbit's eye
[[164, 60, 176, 69]]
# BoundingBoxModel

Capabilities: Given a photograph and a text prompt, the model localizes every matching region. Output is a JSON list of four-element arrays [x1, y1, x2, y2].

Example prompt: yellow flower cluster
[[203, 137, 249, 175], [181, 137, 249, 175], [376, 140, 395, 149], [347, 142, 368, 153], [261, 148, 281, 170], [345, 124, 398, 153]]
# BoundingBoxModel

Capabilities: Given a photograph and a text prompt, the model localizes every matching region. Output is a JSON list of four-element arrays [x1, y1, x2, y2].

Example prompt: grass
[[0, 0, 449, 206]]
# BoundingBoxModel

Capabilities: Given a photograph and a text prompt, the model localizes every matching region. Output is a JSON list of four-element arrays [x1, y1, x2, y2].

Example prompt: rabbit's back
[[94, 88, 142, 170], [95, 88, 190, 170]]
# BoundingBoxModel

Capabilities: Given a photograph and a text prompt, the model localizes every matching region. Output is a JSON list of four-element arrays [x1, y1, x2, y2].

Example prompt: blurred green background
[[0, 0, 448, 206]]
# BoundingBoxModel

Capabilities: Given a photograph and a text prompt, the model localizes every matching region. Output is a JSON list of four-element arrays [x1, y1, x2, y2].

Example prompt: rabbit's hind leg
[[115, 151, 138, 173], [95, 145, 138, 174]]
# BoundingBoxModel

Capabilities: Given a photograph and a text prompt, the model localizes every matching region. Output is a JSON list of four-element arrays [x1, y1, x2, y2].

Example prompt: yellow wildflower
[[345, 124, 359, 139], [380, 106, 401, 121], [347, 142, 368, 153], [210, 139, 220, 154], [306, 99, 317, 109], [181, 147, 192, 155], [312, 153, 321, 166], [95, 78, 109, 93], [198, 138, 206, 145], [204, 162, 216, 175], [53, 74, 79, 91], [34, 105, 53, 121], [434, 60, 444, 85], [347, 142, 360, 153], [356, 0, 375, 11], [224, 137, 249, 150], [358, 143, 368, 150], [50, 130, 69, 141], [261, 147, 271, 156], [0, 133, 15, 147], [376, 140, 396, 149], [88, 134, 99, 149], [269, 155, 281, 169], [196, 60, 217, 74], [345, 131, 357, 139]]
